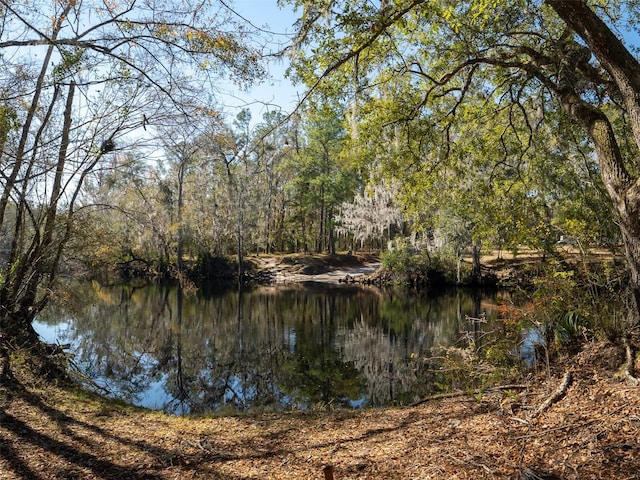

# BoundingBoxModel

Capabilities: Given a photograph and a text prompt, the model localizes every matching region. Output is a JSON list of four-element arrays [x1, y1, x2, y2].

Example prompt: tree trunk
[[619, 225, 640, 326], [548, 0, 640, 326], [177, 162, 185, 272], [0, 82, 76, 358], [0, 310, 48, 382], [471, 242, 482, 284], [236, 181, 244, 284]]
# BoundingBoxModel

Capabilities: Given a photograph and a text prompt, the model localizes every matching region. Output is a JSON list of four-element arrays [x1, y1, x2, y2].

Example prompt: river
[[34, 280, 510, 415]]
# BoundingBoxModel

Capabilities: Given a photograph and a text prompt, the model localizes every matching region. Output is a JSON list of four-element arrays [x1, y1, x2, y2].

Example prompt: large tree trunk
[[0, 310, 44, 382], [548, 0, 640, 326]]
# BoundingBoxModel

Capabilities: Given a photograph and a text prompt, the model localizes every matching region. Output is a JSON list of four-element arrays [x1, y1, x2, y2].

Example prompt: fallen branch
[[68, 357, 111, 394], [410, 384, 528, 406], [519, 467, 562, 480], [622, 338, 639, 386], [516, 418, 598, 439], [531, 371, 572, 418]]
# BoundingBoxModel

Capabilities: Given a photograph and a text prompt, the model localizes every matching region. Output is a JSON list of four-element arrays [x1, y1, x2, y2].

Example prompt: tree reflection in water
[[35, 282, 506, 414]]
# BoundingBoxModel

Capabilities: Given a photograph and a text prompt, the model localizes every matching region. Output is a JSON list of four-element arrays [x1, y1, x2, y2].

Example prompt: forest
[[1, 1, 640, 478], [1, 0, 637, 342]]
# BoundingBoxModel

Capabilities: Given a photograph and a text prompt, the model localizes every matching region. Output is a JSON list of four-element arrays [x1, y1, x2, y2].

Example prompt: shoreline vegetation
[[114, 245, 624, 291], [3, 248, 640, 479], [246, 246, 626, 290]]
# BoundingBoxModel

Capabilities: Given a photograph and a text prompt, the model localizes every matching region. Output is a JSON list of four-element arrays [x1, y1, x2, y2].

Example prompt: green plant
[[380, 248, 457, 286], [528, 259, 629, 350], [548, 311, 590, 347]]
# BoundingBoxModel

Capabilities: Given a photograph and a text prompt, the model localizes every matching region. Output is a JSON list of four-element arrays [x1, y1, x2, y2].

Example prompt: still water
[[34, 281, 508, 415]]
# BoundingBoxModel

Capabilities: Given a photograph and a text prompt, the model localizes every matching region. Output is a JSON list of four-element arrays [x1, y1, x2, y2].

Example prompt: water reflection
[[35, 281, 506, 415]]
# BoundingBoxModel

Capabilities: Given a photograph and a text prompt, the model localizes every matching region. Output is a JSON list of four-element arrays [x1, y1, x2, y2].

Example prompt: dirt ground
[[251, 247, 623, 285], [1, 341, 639, 480], [253, 252, 380, 283]]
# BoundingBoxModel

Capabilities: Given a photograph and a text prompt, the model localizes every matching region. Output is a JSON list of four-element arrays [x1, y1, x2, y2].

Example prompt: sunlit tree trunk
[[548, 0, 640, 325]]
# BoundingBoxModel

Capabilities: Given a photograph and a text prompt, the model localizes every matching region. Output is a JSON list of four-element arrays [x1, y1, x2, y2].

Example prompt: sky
[[217, 0, 302, 124]]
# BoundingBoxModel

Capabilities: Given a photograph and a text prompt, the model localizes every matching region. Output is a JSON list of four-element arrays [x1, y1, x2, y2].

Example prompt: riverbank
[[1, 341, 639, 479], [251, 252, 381, 283], [251, 247, 624, 288]]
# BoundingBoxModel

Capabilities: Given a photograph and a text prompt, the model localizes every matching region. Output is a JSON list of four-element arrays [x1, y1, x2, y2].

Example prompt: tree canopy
[[283, 0, 640, 318], [4, 0, 640, 377], [0, 0, 264, 352]]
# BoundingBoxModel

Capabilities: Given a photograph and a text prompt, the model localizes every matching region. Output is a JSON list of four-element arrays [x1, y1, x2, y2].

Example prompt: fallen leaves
[[1, 341, 639, 479]]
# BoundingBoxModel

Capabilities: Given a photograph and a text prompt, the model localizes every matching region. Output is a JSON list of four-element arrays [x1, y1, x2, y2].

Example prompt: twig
[[410, 384, 528, 406], [516, 419, 598, 439], [486, 384, 529, 392], [509, 416, 533, 426], [531, 371, 572, 418], [465, 314, 487, 323], [68, 357, 111, 394]]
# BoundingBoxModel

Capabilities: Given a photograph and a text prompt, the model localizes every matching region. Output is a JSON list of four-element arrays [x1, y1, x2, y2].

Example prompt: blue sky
[[219, 1, 301, 124]]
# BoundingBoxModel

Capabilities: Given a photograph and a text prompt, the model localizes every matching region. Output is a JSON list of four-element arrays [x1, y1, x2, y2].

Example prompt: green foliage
[[546, 311, 590, 347], [285, 0, 622, 263], [190, 253, 236, 284], [381, 248, 418, 272], [283, 101, 359, 253], [524, 258, 626, 353], [381, 248, 457, 286], [0, 104, 18, 146], [52, 47, 84, 83]]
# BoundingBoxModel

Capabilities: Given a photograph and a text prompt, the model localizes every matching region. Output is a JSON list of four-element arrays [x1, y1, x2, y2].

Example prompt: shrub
[[381, 249, 456, 287], [524, 258, 626, 356]]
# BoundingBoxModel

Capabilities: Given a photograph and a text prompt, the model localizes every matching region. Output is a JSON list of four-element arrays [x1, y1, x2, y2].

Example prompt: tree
[[285, 101, 358, 254], [335, 179, 404, 250], [195, 110, 253, 279], [285, 0, 640, 323], [73, 151, 171, 277], [159, 123, 208, 272], [0, 0, 262, 375], [250, 111, 298, 253]]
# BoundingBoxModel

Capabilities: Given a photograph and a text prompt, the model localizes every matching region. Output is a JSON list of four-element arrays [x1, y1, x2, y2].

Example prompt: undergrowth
[[381, 249, 459, 287], [425, 255, 630, 394]]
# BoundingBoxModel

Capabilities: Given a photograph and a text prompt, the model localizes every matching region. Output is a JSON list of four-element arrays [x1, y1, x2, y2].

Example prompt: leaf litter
[[0, 341, 639, 479]]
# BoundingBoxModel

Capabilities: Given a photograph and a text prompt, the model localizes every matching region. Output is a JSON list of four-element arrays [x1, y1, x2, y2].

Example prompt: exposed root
[[622, 338, 639, 386], [531, 370, 572, 419]]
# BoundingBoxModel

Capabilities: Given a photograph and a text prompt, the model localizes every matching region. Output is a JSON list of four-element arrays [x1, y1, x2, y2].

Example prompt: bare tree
[[0, 0, 263, 376]]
